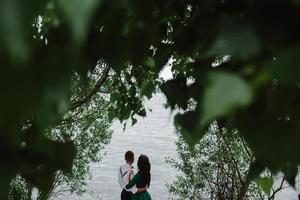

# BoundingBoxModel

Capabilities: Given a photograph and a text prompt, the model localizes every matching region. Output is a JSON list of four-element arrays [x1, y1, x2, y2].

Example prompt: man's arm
[[117, 166, 124, 188]]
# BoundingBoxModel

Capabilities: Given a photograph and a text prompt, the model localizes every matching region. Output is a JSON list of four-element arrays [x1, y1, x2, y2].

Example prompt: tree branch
[[269, 177, 284, 200], [239, 136, 253, 160], [68, 66, 110, 111]]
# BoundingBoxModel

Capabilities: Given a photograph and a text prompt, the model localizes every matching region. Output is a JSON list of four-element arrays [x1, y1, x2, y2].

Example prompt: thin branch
[[219, 130, 244, 184], [269, 177, 285, 200], [68, 66, 110, 111], [59, 107, 84, 124], [57, 107, 101, 126], [239, 136, 253, 160], [99, 89, 112, 93]]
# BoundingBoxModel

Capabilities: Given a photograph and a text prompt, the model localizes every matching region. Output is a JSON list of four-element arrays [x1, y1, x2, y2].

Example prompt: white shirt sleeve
[[118, 164, 138, 194], [131, 186, 138, 194], [123, 171, 130, 185], [118, 166, 124, 188]]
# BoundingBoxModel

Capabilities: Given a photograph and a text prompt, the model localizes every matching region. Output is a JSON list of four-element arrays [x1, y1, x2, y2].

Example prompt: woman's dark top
[[125, 172, 147, 189], [125, 172, 151, 200]]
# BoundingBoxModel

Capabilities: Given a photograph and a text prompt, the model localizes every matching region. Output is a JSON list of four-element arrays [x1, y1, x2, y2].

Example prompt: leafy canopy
[[0, 0, 299, 198], [166, 124, 285, 199]]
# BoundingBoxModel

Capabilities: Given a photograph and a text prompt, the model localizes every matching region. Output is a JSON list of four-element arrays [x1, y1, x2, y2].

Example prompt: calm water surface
[[54, 94, 299, 200], [57, 94, 178, 200]]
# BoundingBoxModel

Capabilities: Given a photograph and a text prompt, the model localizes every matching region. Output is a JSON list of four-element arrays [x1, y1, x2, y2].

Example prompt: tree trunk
[[238, 182, 249, 200]]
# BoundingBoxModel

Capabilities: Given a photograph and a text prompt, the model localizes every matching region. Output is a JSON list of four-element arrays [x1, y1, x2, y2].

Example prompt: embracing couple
[[118, 151, 151, 200]]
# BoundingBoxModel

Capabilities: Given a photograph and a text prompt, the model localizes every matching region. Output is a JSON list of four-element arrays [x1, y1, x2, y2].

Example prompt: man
[[118, 151, 146, 200]]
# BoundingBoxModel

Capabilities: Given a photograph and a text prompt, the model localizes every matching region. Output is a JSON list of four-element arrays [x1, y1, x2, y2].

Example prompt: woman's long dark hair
[[137, 154, 151, 187]]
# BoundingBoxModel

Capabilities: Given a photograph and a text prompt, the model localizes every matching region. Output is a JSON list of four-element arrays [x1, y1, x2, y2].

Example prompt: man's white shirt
[[118, 163, 138, 193]]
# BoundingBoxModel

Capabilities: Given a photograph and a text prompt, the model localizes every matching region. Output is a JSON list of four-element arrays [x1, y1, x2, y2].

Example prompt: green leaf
[[0, 0, 45, 63], [0, 174, 13, 199], [144, 57, 156, 68], [160, 77, 188, 110], [246, 161, 265, 181], [202, 72, 253, 124], [131, 117, 137, 126], [0, 1, 28, 62], [55, 0, 103, 43], [55, 141, 76, 174], [284, 166, 298, 187], [141, 81, 155, 99], [256, 177, 273, 196], [207, 23, 260, 60], [137, 108, 146, 117], [245, 161, 265, 190], [35, 81, 70, 129], [293, 0, 300, 6], [268, 44, 300, 85], [175, 111, 205, 147]]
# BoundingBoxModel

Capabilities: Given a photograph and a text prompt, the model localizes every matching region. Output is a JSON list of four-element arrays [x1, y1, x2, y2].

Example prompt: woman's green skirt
[[132, 191, 151, 200]]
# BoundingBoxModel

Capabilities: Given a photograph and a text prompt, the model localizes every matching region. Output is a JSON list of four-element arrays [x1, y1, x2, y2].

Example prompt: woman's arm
[[123, 169, 132, 186], [125, 173, 139, 189]]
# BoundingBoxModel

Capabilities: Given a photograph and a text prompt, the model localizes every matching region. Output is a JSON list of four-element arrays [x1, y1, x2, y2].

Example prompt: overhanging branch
[[68, 66, 110, 111]]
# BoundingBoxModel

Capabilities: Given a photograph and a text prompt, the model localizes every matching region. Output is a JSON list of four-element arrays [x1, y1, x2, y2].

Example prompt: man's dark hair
[[125, 151, 134, 163]]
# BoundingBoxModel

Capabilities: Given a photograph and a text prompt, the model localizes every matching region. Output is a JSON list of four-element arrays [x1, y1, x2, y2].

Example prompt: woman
[[125, 154, 151, 200]]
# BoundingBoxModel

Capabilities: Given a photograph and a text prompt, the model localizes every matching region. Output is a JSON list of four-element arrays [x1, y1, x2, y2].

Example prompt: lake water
[[56, 93, 178, 200], [54, 93, 299, 200]]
